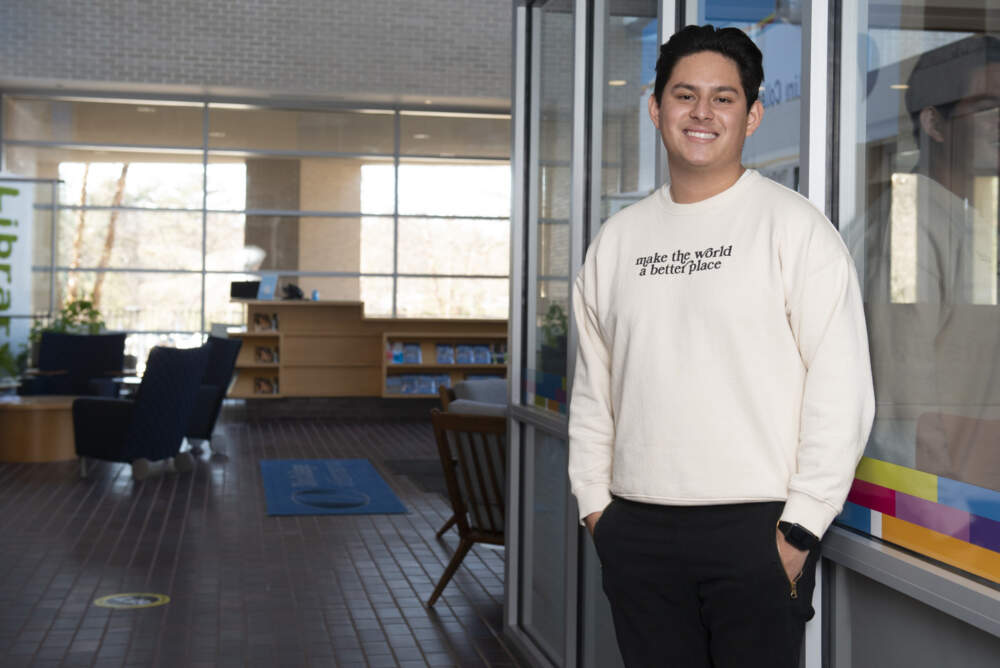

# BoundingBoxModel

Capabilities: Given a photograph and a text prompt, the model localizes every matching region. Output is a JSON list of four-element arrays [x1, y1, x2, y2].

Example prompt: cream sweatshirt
[[568, 170, 875, 538]]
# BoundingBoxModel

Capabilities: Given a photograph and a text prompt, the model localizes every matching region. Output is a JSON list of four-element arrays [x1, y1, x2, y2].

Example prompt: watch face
[[781, 523, 818, 550]]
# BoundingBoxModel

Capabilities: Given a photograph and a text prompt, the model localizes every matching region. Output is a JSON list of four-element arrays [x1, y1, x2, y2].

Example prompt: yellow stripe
[[855, 457, 938, 502], [882, 516, 1000, 584]]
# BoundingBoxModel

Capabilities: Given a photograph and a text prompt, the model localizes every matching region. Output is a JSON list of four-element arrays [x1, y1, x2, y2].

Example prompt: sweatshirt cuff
[[575, 485, 613, 525], [780, 490, 839, 539]]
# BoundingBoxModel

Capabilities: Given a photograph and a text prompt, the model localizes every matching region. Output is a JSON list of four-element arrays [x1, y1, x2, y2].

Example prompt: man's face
[[950, 61, 999, 174], [648, 50, 763, 176]]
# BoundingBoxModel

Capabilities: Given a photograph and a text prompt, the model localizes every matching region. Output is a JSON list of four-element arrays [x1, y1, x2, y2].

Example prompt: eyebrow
[[670, 83, 741, 96]]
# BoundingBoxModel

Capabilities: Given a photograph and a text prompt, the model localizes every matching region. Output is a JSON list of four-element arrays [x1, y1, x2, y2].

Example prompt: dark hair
[[904, 34, 1000, 142], [653, 24, 764, 110]]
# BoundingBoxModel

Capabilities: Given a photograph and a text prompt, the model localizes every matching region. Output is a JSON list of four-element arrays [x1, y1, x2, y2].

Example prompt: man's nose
[[691, 98, 713, 120]]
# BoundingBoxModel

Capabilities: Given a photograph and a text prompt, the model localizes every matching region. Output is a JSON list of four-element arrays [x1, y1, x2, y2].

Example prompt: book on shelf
[[491, 341, 507, 364], [385, 373, 450, 395], [254, 346, 279, 363], [472, 344, 492, 364], [253, 376, 279, 394], [455, 345, 475, 365], [253, 312, 279, 332], [436, 344, 455, 364], [402, 343, 422, 364]]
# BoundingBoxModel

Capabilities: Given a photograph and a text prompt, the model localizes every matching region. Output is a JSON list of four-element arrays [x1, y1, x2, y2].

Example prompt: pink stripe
[[895, 492, 971, 542], [848, 478, 895, 516]]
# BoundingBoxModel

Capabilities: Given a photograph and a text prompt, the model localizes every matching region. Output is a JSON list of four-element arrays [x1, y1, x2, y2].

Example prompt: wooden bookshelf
[[381, 332, 507, 398], [229, 300, 506, 399]]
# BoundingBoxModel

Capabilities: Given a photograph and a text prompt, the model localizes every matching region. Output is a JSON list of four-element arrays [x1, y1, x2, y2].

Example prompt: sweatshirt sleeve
[[567, 265, 616, 523], [781, 229, 876, 538]]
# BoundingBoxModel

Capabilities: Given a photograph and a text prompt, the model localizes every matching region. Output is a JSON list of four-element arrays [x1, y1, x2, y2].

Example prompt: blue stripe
[[836, 501, 871, 533], [937, 477, 1000, 524]]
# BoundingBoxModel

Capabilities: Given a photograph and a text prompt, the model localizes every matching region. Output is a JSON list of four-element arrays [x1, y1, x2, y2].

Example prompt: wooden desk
[[230, 300, 507, 399], [0, 395, 77, 462]]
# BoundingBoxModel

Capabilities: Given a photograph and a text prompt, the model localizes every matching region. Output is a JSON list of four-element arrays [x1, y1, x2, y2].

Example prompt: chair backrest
[[431, 409, 507, 538], [202, 336, 242, 387], [73, 333, 127, 383], [37, 331, 78, 372], [185, 336, 242, 440], [125, 345, 209, 462]]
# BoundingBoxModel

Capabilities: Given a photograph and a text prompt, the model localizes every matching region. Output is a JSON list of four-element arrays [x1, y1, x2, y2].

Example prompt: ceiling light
[[608, 80, 627, 87], [209, 131, 226, 138], [890, 84, 909, 90], [413, 133, 430, 140], [424, 99, 433, 105], [136, 106, 156, 113]]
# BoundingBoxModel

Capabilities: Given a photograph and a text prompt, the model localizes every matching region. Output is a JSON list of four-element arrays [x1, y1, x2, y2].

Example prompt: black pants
[[593, 497, 818, 668]]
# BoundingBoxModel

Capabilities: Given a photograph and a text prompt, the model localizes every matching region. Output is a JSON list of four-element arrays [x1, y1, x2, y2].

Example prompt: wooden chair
[[438, 384, 456, 411], [428, 408, 507, 606]]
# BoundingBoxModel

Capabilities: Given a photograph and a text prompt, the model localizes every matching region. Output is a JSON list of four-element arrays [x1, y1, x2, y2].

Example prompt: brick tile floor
[[0, 417, 523, 668]]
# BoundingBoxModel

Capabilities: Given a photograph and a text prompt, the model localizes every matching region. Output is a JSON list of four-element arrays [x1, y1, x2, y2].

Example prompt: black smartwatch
[[777, 521, 820, 551]]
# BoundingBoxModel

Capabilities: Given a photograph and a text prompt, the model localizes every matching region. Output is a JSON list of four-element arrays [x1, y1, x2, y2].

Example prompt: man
[[568, 25, 875, 667]]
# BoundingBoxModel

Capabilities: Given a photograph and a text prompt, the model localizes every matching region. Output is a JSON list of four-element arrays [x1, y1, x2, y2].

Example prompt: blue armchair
[[73, 344, 209, 479], [186, 336, 242, 450], [20, 332, 127, 397]]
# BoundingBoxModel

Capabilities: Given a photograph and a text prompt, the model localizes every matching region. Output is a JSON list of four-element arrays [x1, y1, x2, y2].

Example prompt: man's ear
[[648, 93, 661, 130], [919, 107, 945, 142], [745, 99, 764, 138]]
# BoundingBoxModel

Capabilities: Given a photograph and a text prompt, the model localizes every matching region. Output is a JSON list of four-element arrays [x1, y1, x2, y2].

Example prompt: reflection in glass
[[520, 427, 568, 663], [208, 106, 394, 154], [698, 2, 802, 189], [2, 96, 204, 146], [529, 4, 574, 414], [839, 2, 1000, 584], [400, 111, 511, 158], [600, 3, 659, 222]]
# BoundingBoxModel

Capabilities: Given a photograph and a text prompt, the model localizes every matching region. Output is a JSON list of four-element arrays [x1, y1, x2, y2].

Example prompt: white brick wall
[[0, 0, 512, 105]]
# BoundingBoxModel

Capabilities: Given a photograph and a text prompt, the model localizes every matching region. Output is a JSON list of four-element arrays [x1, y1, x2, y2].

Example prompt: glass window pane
[[396, 277, 508, 318], [360, 277, 393, 317], [207, 154, 394, 214], [397, 161, 511, 217], [837, 2, 1000, 585], [3, 97, 204, 147], [519, 427, 569, 662], [206, 213, 368, 274], [5, 146, 205, 209], [361, 216, 394, 274], [400, 111, 511, 158], [55, 271, 202, 331], [397, 217, 509, 276], [56, 209, 202, 270], [208, 106, 394, 154], [205, 273, 255, 329], [527, 3, 575, 415], [600, 3, 660, 222], [692, 2, 803, 189]]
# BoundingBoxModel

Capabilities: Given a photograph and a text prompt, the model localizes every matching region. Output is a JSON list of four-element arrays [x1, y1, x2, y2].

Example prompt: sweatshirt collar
[[657, 169, 759, 216]]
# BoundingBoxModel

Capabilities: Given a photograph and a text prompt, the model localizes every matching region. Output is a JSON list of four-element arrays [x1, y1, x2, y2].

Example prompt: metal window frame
[[0, 91, 513, 326]]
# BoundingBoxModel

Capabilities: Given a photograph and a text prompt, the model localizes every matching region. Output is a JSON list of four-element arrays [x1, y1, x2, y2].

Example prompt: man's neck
[[668, 164, 746, 204]]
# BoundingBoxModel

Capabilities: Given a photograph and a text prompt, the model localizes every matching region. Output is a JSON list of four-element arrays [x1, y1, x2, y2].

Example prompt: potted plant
[[28, 299, 107, 367], [538, 302, 568, 375]]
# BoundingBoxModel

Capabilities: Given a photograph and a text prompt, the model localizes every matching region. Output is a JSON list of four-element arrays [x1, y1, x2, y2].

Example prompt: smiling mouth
[[684, 129, 718, 140]]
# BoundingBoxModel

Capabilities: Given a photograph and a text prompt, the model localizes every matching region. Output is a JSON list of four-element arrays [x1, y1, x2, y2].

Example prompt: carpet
[[260, 459, 407, 516]]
